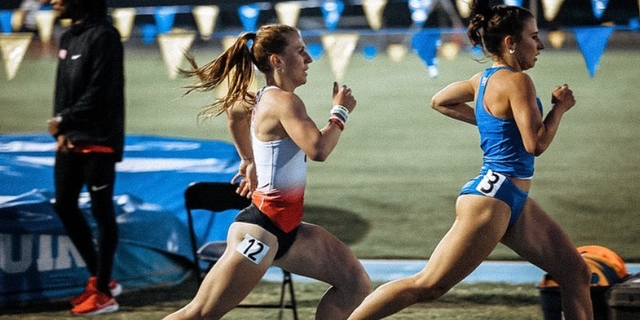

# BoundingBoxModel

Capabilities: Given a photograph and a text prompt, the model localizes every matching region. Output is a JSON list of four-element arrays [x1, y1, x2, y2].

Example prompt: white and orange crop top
[[251, 86, 307, 233]]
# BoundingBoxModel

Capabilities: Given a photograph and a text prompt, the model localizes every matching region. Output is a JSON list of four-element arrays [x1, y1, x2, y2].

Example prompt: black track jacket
[[53, 18, 125, 162]]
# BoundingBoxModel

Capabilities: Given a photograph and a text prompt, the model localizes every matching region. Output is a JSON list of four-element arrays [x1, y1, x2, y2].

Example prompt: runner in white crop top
[[164, 25, 371, 320], [251, 86, 307, 233]]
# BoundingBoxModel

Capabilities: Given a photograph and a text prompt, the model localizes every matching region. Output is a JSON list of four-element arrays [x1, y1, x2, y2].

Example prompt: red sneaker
[[71, 291, 119, 315], [71, 277, 122, 307]]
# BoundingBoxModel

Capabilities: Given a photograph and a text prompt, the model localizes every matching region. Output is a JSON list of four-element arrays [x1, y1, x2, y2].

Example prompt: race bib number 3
[[236, 234, 270, 264], [476, 169, 506, 197]]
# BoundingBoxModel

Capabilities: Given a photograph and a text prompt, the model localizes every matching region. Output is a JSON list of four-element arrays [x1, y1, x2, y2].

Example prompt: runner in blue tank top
[[348, 1, 594, 320]]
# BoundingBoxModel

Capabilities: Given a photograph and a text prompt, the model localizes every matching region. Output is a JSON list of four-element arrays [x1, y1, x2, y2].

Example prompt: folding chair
[[184, 181, 298, 320]]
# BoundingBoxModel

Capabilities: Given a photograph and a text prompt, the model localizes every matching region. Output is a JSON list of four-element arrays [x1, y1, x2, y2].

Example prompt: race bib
[[236, 234, 270, 264], [476, 169, 506, 197]]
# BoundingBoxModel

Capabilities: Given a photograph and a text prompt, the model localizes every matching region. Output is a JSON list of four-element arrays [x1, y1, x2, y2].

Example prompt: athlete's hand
[[332, 82, 357, 113], [231, 158, 256, 199], [551, 84, 575, 113]]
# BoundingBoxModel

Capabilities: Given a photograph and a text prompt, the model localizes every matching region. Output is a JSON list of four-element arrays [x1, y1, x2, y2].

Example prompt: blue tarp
[[0, 134, 243, 304]]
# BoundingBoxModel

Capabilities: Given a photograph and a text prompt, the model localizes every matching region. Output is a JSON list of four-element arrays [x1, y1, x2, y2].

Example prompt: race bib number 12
[[236, 234, 270, 264]]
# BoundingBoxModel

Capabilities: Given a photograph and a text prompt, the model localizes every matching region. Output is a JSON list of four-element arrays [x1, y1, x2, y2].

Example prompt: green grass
[[1, 41, 639, 319]]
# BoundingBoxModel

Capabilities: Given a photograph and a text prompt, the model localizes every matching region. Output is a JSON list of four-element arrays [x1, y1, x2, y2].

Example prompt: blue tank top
[[475, 67, 543, 179]]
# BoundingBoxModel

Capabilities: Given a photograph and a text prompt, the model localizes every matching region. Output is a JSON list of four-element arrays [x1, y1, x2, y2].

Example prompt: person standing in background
[[47, 0, 125, 315]]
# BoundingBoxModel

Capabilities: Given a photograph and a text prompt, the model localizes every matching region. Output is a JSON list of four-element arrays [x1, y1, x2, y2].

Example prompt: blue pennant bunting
[[0, 10, 12, 33], [154, 7, 176, 35], [629, 18, 640, 32], [322, 0, 344, 31], [141, 24, 158, 45], [591, 0, 609, 20], [412, 30, 441, 78], [503, 0, 523, 7], [238, 4, 260, 32], [362, 45, 377, 60], [307, 43, 324, 60], [412, 30, 440, 67], [408, 0, 434, 27], [573, 26, 614, 78]]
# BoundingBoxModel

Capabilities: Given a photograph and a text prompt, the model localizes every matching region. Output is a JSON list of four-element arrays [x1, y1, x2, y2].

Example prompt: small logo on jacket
[[71, 54, 82, 60], [91, 184, 109, 192]]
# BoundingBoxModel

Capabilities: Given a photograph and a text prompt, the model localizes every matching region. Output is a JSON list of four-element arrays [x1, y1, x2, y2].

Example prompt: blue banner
[[0, 190, 192, 305], [0, 134, 244, 303]]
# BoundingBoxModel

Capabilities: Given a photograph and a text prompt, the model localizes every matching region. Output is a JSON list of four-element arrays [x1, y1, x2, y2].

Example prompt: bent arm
[[280, 95, 344, 162], [227, 101, 255, 196], [431, 76, 478, 125], [509, 74, 575, 156]]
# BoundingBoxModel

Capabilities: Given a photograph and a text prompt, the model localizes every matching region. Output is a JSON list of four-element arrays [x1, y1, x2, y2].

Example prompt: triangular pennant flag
[[321, 33, 359, 81], [573, 26, 613, 77], [192, 5, 219, 41], [408, 0, 434, 27], [11, 9, 24, 32], [503, 0, 522, 6], [362, 0, 387, 31], [0, 32, 33, 80], [111, 8, 136, 42], [541, 0, 564, 21], [141, 24, 157, 45], [275, 2, 301, 27], [456, 0, 472, 18], [307, 43, 324, 60], [387, 44, 407, 62], [362, 44, 377, 60], [35, 10, 56, 43], [0, 10, 13, 33], [439, 41, 460, 60], [321, 1, 345, 31], [154, 7, 177, 35], [238, 4, 260, 32], [591, 0, 609, 20], [222, 36, 236, 51], [157, 30, 196, 79], [630, 17, 640, 31], [547, 30, 565, 49], [412, 30, 440, 78]]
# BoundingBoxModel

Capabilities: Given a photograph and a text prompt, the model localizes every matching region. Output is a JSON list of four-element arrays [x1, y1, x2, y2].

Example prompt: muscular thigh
[[274, 222, 365, 286], [501, 199, 583, 275]]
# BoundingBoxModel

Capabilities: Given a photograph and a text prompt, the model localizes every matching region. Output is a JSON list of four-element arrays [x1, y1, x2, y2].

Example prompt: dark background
[[2, 0, 639, 30]]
